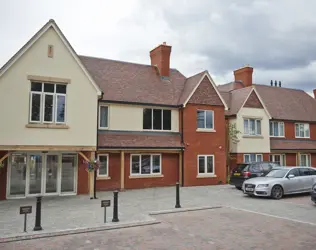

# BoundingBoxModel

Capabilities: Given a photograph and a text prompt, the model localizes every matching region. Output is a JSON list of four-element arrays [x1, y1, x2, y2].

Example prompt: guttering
[[97, 146, 185, 150], [99, 99, 182, 108], [180, 104, 185, 187]]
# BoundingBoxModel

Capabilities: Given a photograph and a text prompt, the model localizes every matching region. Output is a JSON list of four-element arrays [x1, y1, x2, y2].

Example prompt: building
[[0, 19, 227, 200], [219, 66, 316, 169]]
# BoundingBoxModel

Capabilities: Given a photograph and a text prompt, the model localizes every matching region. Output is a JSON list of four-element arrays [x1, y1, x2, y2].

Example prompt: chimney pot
[[270, 80, 273, 86], [279, 81, 281, 87], [233, 66, 253, 88], [150, 42, 172, 78], [313, 89, 316, 99], [274, 80, 277, 87]]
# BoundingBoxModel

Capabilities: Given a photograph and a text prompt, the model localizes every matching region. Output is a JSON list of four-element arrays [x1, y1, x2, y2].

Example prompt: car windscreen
[[266, 169, 288, 178], [234, 164, 248, 172]]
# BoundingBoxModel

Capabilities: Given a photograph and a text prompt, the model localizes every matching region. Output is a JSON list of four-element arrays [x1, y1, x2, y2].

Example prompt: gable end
[[244, 91, 263, 109], [188, 76, 224, 106]]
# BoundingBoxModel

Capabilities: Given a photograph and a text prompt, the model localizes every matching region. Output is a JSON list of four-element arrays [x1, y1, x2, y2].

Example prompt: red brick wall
[[96, 153, 121, 191], [77, 152, 90, 195], [183, 104, 226, 186], [0, 151, 8, 200], [311, 153, 316, 168], [283, 122, 316, 140], [95, 152, 179, 191]]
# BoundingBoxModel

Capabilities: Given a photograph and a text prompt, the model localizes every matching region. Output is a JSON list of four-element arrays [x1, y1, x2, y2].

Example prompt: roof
[[271, 139, 316, 151], [254, 84, 316, 122], [98, 132, 184, 149], [0, 19, 102, 96], [218, 81, 244, 92]]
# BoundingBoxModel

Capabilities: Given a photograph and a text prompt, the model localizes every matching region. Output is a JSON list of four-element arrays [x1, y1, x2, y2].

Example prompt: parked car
[[243, 167, 316, 199], [230, 162, 281, 190], [311, 183, 316, 204]]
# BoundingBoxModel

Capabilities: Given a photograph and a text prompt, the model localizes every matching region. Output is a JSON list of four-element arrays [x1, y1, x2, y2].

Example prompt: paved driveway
[[1, 207, 315, 250], [0, 185, 315, 239]]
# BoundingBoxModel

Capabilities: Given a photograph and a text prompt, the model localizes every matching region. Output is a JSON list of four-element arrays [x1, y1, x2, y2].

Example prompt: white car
[[242, 167, 316, 199]]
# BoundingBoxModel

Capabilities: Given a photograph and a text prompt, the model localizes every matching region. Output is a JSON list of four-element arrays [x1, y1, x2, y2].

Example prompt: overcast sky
[[1, 0, 315, 95]]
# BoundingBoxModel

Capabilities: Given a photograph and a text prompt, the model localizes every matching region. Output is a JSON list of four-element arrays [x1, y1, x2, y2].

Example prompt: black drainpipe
[[181, 104, 185, 187], [94, 91, 104, 199]]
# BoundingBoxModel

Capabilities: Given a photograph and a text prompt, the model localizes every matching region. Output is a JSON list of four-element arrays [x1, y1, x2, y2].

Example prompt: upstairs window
[[244, 118, 261, 136], [99, 106, 109, 129], [197, 110, 214, 129], [30, 82, 66, 123], [143, 109, 171, 131], [295, 123, 310, 138], [270, 121, 284, 137]]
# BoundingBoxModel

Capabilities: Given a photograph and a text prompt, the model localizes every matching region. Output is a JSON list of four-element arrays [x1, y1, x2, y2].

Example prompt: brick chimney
[[313, 89, 316, 98], [150, 42, 172, 78], [233, 66, 253, 87]]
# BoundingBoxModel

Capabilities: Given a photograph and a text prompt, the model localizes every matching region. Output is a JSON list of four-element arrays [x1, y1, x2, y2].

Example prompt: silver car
[[242, 167, 316, 199]]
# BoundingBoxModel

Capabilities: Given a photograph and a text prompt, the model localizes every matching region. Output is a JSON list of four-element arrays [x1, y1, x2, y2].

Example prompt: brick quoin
[[183, 104, 226, 186], [0, 151, 8, 200]]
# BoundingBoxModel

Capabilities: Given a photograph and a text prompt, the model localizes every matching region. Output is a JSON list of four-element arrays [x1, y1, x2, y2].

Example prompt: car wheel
[[271, 185, 283, 200], [235, 186, 242, 190]]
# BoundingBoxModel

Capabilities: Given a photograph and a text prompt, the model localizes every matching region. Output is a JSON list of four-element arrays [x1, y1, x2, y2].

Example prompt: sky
[[0, 0, 315, 96]]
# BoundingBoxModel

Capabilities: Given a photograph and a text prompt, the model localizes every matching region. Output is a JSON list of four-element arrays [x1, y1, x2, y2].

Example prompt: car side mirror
[[288, 174, 295, 179]]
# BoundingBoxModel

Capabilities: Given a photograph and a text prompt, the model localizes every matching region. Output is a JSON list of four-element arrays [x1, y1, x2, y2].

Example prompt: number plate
[[245, 187, 254, 192], [234, 173, 240, 176]]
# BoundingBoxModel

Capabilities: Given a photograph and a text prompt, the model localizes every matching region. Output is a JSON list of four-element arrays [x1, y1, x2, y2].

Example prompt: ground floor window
[[300, 154, 311, 167], [7, 152, 77, 198], [130, 154, 161, 175], [244, 154, 263, 163], [97, 154, 109, 177], [198, 155, 214, 175], [269, 154, 286, 166]]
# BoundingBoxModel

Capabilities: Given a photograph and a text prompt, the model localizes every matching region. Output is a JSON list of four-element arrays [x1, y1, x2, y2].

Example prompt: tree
[[226, 122, 241, 182]]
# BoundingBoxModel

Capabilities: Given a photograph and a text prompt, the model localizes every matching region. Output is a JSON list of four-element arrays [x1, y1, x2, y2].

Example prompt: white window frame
[[244, 118, 261, 136], [197, 110, 214, 130], [244, 154, 263, 163], [197, 155, 215, 175], [300, 154, 311, 167], [29, 82, 67, 124], [130, 154, 162, 176], [269, 154, 286, 166], [98, 105, 109, 129], [295, 123, 310, 138], [97, 154, 109, 177], [269, 121, 285, 137]]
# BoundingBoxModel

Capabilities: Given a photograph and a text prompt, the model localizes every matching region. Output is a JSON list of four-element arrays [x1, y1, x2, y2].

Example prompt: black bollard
[[33, 196, 43, 231], [175, 182, 181, 208], [94, 169, 98, 199], [112, 190, 119, 222]]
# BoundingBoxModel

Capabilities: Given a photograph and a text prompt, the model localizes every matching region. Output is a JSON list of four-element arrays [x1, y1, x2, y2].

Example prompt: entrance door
[[61, 154, 77, 194], [45, 155, 59, 194], [27, 154, 43, 195]]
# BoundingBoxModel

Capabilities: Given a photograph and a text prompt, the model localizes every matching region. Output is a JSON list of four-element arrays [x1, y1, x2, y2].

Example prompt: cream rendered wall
[[102, 103, 179, 132], [0, 27, 98, 146], [234, 107, 270, 153]]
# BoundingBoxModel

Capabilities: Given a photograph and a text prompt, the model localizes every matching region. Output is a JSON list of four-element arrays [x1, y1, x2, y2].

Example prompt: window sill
[[295, 137, 310, 139], [242, 135, 263, 139], [196, 128, 216, 133], [96, 176, 111, 180], [270, 136, 285, 138], [129, 174, 164, 179], [197, 174, 217, 178], [26, 124, 69, 129], [99, 127, 109, 130]]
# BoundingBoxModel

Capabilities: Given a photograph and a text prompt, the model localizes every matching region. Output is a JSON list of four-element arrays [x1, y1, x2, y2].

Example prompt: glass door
[[9, 153, 27, 197], [27, 154, 43, 195], [45, 155, 59, 194], [61, 154, 77, 194]]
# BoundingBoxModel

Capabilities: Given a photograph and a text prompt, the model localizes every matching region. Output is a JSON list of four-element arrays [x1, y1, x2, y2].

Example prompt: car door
[[283, 168, 301, 194], [298, 168, 313, 192]]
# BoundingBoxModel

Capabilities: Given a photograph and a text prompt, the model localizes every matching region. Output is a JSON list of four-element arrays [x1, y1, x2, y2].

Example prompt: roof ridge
[[186, 70, 206, 80], [79, 54, 180, 71], [254, 83, 307, 92]]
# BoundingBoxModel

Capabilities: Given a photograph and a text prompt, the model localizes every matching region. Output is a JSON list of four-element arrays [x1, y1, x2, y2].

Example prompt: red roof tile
[[98, 133, 183, 149], [271, 140, 316, 150]]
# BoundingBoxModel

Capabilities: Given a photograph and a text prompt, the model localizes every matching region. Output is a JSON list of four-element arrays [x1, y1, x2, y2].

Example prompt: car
[[229, 161, 281, 190], [311, 183, 316, 204], [243, 167, 316, 199]]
